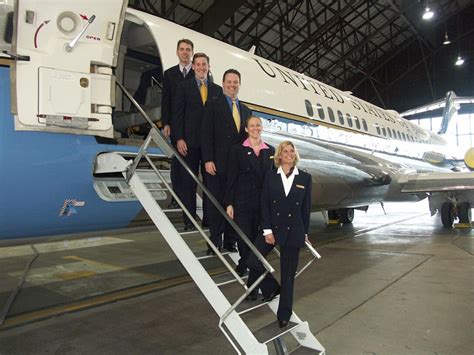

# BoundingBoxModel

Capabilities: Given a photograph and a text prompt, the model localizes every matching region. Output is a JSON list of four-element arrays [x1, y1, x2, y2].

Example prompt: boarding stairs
[[98, 82, 326, 354]]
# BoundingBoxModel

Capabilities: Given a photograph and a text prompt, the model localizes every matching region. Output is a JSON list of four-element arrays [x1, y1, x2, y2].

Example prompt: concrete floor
[[0, 201, 472, 354]]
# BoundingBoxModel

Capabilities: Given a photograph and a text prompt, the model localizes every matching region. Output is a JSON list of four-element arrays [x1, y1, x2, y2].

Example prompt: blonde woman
[[246, 141, 312, 328]]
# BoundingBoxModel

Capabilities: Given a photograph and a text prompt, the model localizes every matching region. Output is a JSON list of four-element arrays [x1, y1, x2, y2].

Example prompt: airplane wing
[[398, 172, 474, 193]]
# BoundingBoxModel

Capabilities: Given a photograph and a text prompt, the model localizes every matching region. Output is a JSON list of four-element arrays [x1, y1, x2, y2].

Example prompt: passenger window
[[362, 118, 368, 131], [305, 100, 314, 117], [337, 110, 345, 125], [346, 113, 353, 127], [397, 131, 402, 140], [376, 125, 381, 135], [402, 132, 406, 141], [382, 127, 387, 136], [327, 107, 335, 122], [392, 128, 397, 138], [354, 116, 361, 129], [317, 104, 325, 120], [387, 127, 392, 138]]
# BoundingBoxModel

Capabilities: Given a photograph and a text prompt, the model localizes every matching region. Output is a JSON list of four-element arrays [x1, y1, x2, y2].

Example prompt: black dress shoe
[[235, 268, 248, 277], [168, 199, 179, 209], [206, 247, 221, 255], [184, 223, 196, 231], [245, 292, 258, 301], [225, 246, 238, 253], [262, 287, 280, 302], [278, 320, 289, 328]]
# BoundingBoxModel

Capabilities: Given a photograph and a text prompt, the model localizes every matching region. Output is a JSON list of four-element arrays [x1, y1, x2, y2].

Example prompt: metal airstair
[[96, 82, 326, 354]]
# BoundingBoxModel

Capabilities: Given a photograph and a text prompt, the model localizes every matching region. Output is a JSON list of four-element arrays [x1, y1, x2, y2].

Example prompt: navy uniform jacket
[[224, 143, 275, 208], [261, 169, 312, 248], [173, 78, 222, 148], [201, 95, 250, 175], [161, 65, 194, 127]]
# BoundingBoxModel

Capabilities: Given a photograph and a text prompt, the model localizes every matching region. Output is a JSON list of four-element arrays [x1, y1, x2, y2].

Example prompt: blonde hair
[[274, 141, 300, 168]]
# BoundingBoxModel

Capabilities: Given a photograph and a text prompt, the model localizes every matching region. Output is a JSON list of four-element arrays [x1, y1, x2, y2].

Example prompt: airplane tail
[[438, 91, 458, 134]]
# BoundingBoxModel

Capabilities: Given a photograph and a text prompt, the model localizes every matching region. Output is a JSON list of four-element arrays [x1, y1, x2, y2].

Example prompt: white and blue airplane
[[0, 0, 473, 241]]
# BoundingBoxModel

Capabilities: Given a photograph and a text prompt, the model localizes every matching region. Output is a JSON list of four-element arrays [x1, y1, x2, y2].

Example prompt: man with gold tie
[[174, 53, 222, 231], [201, 69, 250, 254]]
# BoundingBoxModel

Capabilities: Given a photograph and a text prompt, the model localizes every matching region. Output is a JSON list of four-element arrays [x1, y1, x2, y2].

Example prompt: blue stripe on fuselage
[[0, 66, 145, 240]]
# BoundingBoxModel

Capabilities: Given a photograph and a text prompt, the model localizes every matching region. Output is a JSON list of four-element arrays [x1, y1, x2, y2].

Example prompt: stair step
[[236, 295, 278, 315], [289, 345, 325, 354], [179, 228, 209, 236], [212, 271, 248, 287], [161, 208, 182, 213], [253, 320, 300, 344], [195, 249, 233, 261]]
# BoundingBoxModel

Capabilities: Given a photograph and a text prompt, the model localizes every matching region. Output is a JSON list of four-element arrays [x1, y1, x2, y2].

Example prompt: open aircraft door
[[11, 0, 128, 137]]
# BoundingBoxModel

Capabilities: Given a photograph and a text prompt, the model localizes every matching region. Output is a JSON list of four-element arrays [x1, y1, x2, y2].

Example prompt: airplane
[[0, 0, 473, 243]]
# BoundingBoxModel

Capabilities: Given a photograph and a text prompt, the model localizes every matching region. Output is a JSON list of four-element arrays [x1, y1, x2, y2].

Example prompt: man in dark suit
[[174, 53, 222, 230], [161, 39, 194, 209], [201, 69, 250, 253]]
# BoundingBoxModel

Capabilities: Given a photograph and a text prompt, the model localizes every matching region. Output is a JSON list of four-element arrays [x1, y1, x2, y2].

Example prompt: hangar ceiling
[[129, 0, 474, 113]]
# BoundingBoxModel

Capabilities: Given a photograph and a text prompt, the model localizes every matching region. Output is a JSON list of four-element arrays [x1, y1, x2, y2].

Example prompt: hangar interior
[[127, 0, 474, 113], [0, 1, 473, 354]]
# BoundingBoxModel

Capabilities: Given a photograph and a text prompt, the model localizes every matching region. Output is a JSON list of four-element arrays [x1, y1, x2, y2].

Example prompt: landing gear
[[327, 208, 355, 224], [457, 202, 472, 224], [440, 202, 454, 228], [338, 208, 354, 224], [327, 210, 338, 220]]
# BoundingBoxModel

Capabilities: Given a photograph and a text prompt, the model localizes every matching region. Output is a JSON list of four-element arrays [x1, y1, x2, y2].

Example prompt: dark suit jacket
[[161, 65, 194, 127], [173, 78, 222, 148], [201, 96, 250, 174], [224, 143, 275, 208], [261, 168, 312, 248]]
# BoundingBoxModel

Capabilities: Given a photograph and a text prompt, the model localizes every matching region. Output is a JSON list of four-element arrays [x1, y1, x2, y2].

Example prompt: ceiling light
[[455, 56, 464, 66], [422, 7, 434, 20], [443, 32, 451, 45]]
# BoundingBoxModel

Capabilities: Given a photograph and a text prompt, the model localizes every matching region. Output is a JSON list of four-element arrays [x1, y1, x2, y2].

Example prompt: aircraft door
[[11, 0, 128, 137]]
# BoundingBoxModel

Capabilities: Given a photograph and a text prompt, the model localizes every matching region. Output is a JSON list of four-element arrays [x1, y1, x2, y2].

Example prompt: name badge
[[296, 184, 305, 189]]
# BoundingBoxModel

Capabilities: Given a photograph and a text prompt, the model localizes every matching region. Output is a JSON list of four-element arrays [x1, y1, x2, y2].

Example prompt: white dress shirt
[[263, 167, 299, 236], [179, 62, 192, 76]]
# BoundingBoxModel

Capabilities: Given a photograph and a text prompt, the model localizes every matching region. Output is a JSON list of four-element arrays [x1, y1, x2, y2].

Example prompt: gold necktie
[[200, 81, 208, 104], [232, 100, 240, 131]]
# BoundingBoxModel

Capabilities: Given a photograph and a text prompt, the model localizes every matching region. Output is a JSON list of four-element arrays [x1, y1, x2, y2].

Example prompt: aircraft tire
[[338, 208, 354, 224], [457, 202, 471, 224], [327, 210, 338, 220], [440, 202, 454, 228]]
